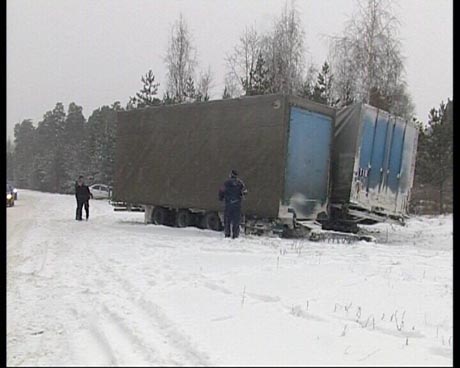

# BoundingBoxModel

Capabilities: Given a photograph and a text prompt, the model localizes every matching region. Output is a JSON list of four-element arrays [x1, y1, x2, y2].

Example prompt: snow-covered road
[[7, 190, 453, 366]]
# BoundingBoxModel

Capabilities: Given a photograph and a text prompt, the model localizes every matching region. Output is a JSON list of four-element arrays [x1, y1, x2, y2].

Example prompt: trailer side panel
[[114, 95, 287, 218]]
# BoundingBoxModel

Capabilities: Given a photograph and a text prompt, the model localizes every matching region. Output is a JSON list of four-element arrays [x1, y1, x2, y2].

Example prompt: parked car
[[89, 184, 112, 199], [6, 184, 15, 207]]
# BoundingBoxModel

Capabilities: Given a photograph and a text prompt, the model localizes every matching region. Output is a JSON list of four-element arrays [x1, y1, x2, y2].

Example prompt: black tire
[[175, 209, 191, 228], [152, 207, 168, 225], [202, 212, 222, 231]]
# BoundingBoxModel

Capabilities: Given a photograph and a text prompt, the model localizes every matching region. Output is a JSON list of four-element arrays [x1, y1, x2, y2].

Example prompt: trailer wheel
[[175, 209, 191, 228], [152, 207, 168, 225], [202, 212, 222, 231]]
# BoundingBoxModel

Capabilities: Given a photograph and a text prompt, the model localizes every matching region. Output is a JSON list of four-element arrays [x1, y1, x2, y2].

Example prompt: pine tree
[[414, 99, 453, 213], [128, 70, 161, 109], [62, 103, 87, 193], [7, 139, 15, 183], [311, 61, 335, 106], [86, 103, 121, 186], [13, 120, 36, 188], [32, 103, 66, 192], [184, 77, 196, 102], [243, 52, 271, 96]]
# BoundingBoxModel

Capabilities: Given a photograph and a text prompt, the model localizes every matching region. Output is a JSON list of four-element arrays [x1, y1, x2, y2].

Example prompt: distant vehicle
[[89, 184, 112, 199], [6, 184, 15, 207], [7, 182, 17, 199]]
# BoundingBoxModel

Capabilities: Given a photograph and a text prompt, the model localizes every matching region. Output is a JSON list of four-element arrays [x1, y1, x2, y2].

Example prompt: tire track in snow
[[136, 297, 211, 366], [68, 307, 118, 366], [89, 250, 212, 366], [100, 303, 167, 366]]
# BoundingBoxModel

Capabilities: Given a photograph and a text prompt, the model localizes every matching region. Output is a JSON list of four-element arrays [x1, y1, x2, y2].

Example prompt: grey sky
[[7, 0, 452, 140]]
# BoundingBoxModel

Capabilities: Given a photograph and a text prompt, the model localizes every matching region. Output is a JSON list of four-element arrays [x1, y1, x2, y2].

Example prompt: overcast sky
[[7, 0, 452, 140]]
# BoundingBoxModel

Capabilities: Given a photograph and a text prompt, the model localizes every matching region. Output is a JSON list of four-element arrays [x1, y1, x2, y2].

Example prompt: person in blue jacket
[[218, 170, 248, 238]]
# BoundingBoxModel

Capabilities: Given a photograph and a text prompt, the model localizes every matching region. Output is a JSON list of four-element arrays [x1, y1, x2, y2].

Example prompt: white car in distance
[[89, 184, 112, 199]]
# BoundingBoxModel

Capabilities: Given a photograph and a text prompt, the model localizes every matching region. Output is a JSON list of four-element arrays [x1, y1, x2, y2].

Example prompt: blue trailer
[[326, 103, 418, 231]]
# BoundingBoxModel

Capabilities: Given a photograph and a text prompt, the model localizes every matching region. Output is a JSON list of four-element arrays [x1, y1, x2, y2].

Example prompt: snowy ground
[[7, 190, 453, 366]]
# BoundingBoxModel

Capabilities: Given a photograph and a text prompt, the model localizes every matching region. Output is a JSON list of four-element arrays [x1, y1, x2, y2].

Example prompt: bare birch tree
[[225, 1, 306, 96], [263, 1, 306, 95], [165, 14, 197, 103], [222, 74, 241, 99], [329, 0, 413, 117], [225, 25, 261, 94], [196, 67, 213, 101]]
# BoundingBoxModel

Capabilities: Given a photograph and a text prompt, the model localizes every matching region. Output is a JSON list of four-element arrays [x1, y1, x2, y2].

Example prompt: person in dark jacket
[[75, 176, 93, 221], [218, 170, 248, 238]]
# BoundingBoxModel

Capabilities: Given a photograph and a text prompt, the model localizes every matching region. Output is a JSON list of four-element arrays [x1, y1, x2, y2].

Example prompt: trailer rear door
[[284, 107, 333, 219]]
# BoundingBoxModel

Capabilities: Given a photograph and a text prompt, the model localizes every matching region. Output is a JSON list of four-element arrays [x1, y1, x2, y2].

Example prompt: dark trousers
[[224, 204, 241, 238], [76, 200, 89, 220]]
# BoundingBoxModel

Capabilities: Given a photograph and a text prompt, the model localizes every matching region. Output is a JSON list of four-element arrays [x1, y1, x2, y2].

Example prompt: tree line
[[6, 0, 452, 213], [8, 102, 121, 193], [411, 99, 453, 214]]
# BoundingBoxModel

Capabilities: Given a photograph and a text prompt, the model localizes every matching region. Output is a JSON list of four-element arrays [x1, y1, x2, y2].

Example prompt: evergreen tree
[[128, 70, 161, 109], [184, 76, 196, 102], [86, 103, 121, 186], [311, 61, 335, 105], [244, 52, 272, 96], [7, 139, 15, 183], [62, 103, 87, 192], [32, 103, 66, 192], [13, 120, 36, 188], [414, 99, 453, 213]]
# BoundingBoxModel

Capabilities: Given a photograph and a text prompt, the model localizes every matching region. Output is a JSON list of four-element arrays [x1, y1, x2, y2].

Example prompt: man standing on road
[[218, 170, 248, 239], [75, 176, 93, 221]]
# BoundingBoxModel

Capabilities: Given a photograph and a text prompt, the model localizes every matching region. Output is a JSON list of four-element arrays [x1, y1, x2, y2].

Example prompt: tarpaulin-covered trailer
[[329, 103, 418, 225], [113, 94, 335, 230]]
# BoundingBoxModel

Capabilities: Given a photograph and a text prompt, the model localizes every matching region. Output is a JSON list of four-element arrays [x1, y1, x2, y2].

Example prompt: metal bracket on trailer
[[295, 220, 375, 243]]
